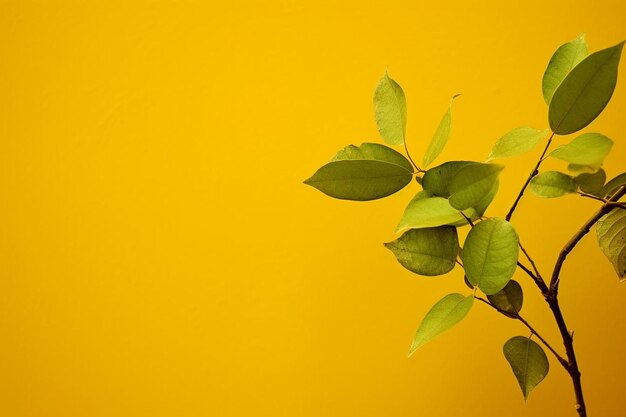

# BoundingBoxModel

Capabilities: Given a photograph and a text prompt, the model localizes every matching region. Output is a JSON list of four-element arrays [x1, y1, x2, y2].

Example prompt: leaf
[[384, 227, 459, 276], [422, 95, 459, 168], [396, 195, 477, 232], [596, 208, 626, 279], [487, 280, 523, 317], [549, 133, 613, 168], [487, 127, 550, 161], [503, 336, 550, 401], [548, 41, 624, 135], [529, 171, 577, 198], [601, 172, 626, 198], [304, 160, 412, 201], [422, 160, 473, 197], [567, 164, 601, 174], [542, 34, 588, 105], [575, 169, 606, 196], [473, 178, 499, 217], [462, 218, 519, 295], [374, 72, 407, 145], [448, 163, 504, 211], [408, 293, 473, 356]]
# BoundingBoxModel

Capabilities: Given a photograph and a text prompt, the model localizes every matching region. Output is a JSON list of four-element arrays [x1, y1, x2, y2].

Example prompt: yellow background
[[1, 1, 625, 416]]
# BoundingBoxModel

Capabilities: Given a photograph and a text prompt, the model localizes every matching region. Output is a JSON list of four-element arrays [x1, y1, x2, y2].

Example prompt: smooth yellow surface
[[1, 1, 625, 416]]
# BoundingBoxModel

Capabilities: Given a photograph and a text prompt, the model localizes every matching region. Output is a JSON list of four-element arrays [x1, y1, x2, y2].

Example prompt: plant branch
[[577, 192, 607, 203], [518, 241, 549, 295], [506, 131, 555, 222], [403, 140, 420, 172], [475, 296, 568, 369]]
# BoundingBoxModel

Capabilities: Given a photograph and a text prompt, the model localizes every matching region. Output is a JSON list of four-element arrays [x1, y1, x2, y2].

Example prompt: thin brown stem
[[506, 131, 555, 221], [518, 241, 549, 295], [577, 192, 607, 203], [403, 140, 420, 173]]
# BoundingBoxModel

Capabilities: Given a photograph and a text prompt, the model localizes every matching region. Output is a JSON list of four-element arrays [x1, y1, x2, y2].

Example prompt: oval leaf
[[408, 293, 473, 356], [384, 227, 459, 276], [462, 218, 519, 295], [549, 133, 613, 168], [374, 72, 407, 146], [304, 160, 412, 201], [422, 160, 473, 197], [503, 336, 550, 401], [487, 280, 523, 317], [331, 142, 414, 172], [529, 171, 577, 198], [575, 169, 606, 196], [488, 127, 550, 161], [396, 195, 477, 232], [422, 95, 459, 168], [542, 34, 588, 105], [596, 208, 626, 280], [448, 163, 504, 211], [601, 172, 626, 198], [548, 41, 624, 135]]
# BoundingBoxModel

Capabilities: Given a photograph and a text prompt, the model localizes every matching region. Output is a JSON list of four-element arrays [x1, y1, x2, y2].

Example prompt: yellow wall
[[1, 1, 625, 416]]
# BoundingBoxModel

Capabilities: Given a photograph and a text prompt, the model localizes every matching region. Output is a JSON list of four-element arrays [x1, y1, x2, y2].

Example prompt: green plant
[[304, 35, 626, 417]]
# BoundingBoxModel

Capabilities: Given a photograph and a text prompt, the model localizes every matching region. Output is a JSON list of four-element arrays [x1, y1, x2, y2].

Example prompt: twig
[[518, 241, 549, 295]]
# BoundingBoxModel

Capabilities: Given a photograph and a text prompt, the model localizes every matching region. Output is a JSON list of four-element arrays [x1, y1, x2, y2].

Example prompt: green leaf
[[487, 280, 523, 317], [422, 95, 459, 168], [408, 293, 473, 356], [473, 179, 499, 217], [462, 218, 519, 295], [396, 195, 476, 232], [374, 72, 407, 145], [330, 142, 414, 171], [542, 34, 588, 105], [575, 169, 606, 196], [567, 164, 601, 174], [596, 208, 626, 280], [487, 127, 550, 161], [548, 41, 624, 135], [448, 163, 504, 211], [601, 172, 626, 198], [422, 161, 473, 197], [503, 336, 550, 401], [529, 171, 577, 198], [384, 227, 459, 276], [550, 133, 613, 168]]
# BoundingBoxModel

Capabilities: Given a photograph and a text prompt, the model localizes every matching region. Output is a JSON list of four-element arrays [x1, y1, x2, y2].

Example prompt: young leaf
[[601, 172, 626, 198], [422, 160, 473, 197], [575, 169, 606, 196], [567, 164, 601, 174], [396, 195, 476, 232], [542, 34, 588, 105], [596, 208, 626, 280], [384, 227, 459, 276], [462, 218, 519, 295], [548, 41, 624, 135], [448, 163, 504, 211], [487, 127, 550, 161], [549, 133, 613, 168], [408, 293, 473, 356], [304, 160, 412, 201], [331, 142, 414, 172], [422, 95, 459, 168], [529, 171, 577, 198], [374, 72, 407, 146], [503, 336, 550, 401], [487, 280, 523, 317]]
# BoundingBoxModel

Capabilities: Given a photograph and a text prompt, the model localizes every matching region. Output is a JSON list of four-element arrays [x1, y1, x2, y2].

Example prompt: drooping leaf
[[575, 169, 606, 196], [548, 42, 624, 135], [331, 142, 414, 172], [487, 280, 523, 317], [529, 171, 577, 198], [396, 195, 477, 232], [462, 218, 519, 295], [549, 133, 613, 168], [601, 172, 626, 198], [422, 95, 459, 168], [473, 179, 499, 217], [487, 127, 550, 161], [408, 293, 473, 356], [448, 163, 504, 211], [567, 164, 601, 174], [596, 208, 626, 279], [304, 160, 412, 201], [542, 34, 588, 105], [503, 336, 550, 401], [422, 161, 473, 197], [384, 227, 459, 276], [374, 72, 407, 145]]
